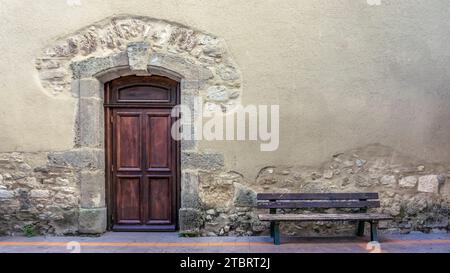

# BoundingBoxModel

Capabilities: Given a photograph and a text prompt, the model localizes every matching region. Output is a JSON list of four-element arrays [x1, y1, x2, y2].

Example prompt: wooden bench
[[257, 192, 392, 245]]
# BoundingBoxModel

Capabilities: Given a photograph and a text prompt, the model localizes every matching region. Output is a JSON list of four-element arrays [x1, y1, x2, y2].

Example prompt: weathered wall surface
[[197, 144, 449, 236], [0, 1, 449, 235], [0, 152, 80, 235]]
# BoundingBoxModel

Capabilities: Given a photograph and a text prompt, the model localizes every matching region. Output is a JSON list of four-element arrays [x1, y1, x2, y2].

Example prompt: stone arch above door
[[35, 15, 242, 107], [36, 15, 243, 234]]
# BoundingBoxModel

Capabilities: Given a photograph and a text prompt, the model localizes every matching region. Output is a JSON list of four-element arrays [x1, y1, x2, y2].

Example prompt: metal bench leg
[[356, 221, 365, 237], [370, 221, 379, 242], [273, 222, 281, 245], [269, 208, 276, 238]]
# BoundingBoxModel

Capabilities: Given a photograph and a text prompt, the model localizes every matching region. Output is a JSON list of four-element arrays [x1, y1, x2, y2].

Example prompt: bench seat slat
[[257, 192, 378, 201], [257, 200, 380, 209], [258, 213, 392, 221]]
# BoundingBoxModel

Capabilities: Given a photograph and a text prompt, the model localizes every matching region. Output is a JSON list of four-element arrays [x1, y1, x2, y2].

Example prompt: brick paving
[[0, 232, 448, 253]]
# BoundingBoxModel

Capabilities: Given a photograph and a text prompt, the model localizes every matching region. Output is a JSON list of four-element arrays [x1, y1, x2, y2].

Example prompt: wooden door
[[105, 75, 179, 231]]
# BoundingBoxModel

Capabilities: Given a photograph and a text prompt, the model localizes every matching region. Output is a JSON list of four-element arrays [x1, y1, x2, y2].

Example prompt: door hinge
[[110, 115, 114, 123], [111, 164, 114, 172]]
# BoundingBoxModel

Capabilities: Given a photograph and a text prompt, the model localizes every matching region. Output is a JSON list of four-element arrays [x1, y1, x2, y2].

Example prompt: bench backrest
[[256, 192, 380, 209]]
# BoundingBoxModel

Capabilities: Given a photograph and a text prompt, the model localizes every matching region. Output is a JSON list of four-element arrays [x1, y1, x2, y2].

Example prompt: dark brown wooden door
[[106, 75, 179, 231]]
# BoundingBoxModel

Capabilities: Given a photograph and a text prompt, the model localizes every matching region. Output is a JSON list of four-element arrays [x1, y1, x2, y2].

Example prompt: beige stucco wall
[[1, 0, 450, 179]]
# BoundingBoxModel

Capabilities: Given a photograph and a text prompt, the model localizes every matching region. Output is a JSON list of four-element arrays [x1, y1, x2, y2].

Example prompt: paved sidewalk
[[0, 232, 449, 253]]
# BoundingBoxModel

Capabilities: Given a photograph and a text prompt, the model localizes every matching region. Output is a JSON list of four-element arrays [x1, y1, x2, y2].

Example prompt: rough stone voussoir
[[158, 54, 200, 79], [36, 16, 243, 99], [127, 42, 150, 71], [71, 52, 128, 78]]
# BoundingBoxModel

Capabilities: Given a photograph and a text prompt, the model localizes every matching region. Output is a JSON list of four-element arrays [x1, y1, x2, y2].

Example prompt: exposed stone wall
[[0, 152, 79, 235], [187, 144, 449, 237], [1, 144, 448, 236]]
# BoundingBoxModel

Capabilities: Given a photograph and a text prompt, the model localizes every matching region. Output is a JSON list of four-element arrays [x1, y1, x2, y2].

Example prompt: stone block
[[202, 44, 224, 58], [52, 209, 79, 235], [180, 80, 200, 90], [80, 170, 105, 208], [151, 53, 211, 81], [380, 175, 397, 188], [79, 78, 102, 99], [127, 42, 150, 71], [181, 140, 197, 151], [217, 64, 240, 81], [399, 176, 417, 188], [79, 97, 104, 148], [233, 183, 256, 207], [198, 66, 214, 81], [71, 52, 128, 78], [181, 171, 201, 208], [0, 189, 14, 199], [78, 207, 107, 234], [418, 175, 441, 193], [179, 208, 203, 232], [207, 85, 229, 102], [39, 69, 66, 80], [441, 178, 450, 199], [29, 190, 50, 198], [48, 148, 105, 170], [71, 79, 80, 97]]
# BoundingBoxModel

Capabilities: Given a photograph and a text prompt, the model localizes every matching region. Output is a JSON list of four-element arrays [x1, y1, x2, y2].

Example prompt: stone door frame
[[104, 74, 181, 231], [36, 16, 243, 234], [70, 44, 223, 233]]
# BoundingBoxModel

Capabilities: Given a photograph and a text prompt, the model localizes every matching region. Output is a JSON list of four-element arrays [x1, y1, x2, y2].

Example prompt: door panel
[[147, 114, 171, 170], [146, 177, 171, 224], [111, 108, 177, 231], [116, 176, 142, 224], [115, 113, 141, 171]]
